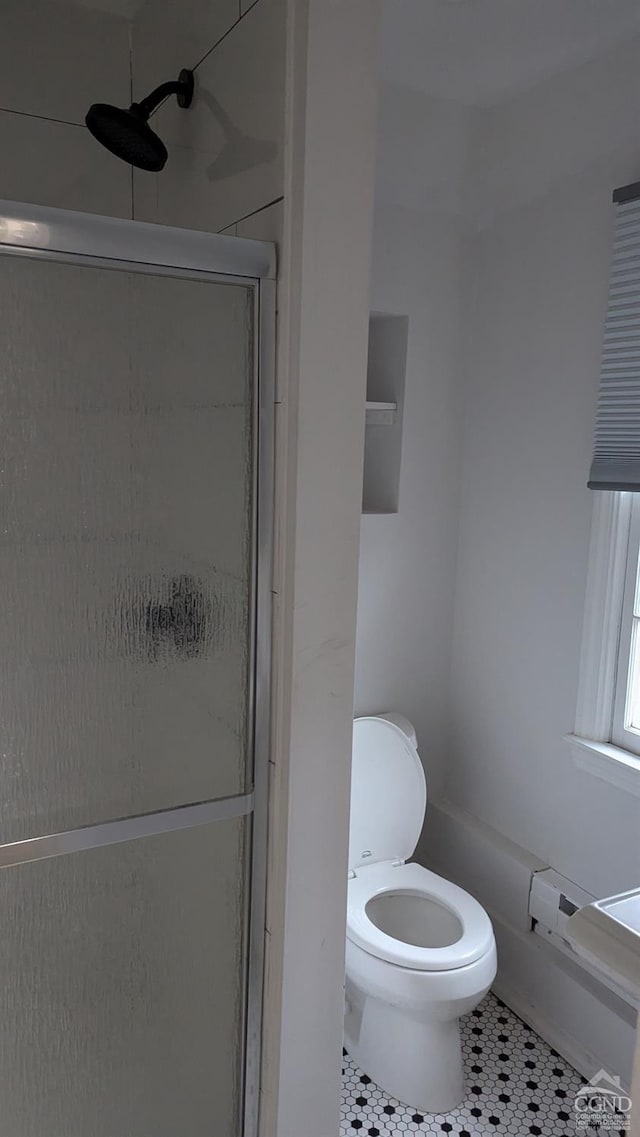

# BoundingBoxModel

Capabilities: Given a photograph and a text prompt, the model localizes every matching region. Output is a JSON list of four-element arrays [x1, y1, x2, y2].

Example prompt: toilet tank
[[376, 712, 418, 750]]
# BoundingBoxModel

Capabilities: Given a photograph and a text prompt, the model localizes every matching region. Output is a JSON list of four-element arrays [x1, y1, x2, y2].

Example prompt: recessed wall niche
[[362, 313, 408, 514]]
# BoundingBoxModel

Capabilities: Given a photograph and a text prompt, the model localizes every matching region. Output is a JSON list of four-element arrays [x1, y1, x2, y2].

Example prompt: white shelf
[[363, 312, 407, 513], [365, 401, 397, 426]]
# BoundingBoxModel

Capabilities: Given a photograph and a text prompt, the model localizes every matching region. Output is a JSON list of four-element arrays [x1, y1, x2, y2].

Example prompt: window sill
[[564, 733, 640, 797]]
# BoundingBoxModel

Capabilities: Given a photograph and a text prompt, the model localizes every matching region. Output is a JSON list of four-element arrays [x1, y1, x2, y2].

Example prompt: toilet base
[[345, 990, 465, 1114]]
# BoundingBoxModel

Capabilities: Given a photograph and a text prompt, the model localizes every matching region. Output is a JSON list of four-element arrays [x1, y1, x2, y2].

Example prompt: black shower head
[[85, 69, 194, 172], [85, 103, 168, 171]]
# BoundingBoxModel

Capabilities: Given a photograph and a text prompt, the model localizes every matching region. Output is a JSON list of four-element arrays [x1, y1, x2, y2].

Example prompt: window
[[567, 491, 640, 796], [612, 495, 640, 755], [572, 184, 640, 792]]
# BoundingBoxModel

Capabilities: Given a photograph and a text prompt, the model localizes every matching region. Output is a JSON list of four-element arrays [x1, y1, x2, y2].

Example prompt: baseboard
[[420, 799, 637, 1088], [492, 976, 597, 1085]]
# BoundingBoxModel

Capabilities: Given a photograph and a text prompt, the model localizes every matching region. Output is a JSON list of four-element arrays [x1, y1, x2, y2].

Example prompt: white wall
[[0, 0, 130, 216], [449, 35, 640, 900], [361, 32, 640, 1083], [354, 83, 468, 799], [265, 5, 377, 1134], [439, 36, 640, 1077]]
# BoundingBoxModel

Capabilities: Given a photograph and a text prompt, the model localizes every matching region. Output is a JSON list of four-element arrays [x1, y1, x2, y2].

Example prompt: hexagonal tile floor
[[341, 992, 614, 1136]]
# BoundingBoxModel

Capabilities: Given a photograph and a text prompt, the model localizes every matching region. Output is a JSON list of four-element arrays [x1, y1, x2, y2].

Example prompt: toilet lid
[[349, 717, 426, 872]]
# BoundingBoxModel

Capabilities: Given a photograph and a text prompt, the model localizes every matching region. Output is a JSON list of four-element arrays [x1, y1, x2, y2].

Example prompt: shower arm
[[134, 69, 194, 119]]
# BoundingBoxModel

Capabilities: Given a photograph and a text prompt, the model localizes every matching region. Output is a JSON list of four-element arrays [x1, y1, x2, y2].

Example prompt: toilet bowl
[[344, 715, 497, 1114]]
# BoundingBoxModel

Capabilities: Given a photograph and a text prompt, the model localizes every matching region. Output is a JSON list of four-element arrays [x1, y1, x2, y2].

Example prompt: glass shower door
[[0, 238, 266, 1137]]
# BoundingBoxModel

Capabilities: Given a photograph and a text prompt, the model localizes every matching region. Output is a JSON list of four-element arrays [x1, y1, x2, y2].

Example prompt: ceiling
[[380, 0, 640, 107]]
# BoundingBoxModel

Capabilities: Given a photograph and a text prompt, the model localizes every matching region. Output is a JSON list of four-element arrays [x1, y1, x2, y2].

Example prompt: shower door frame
[[0, 198, 276, 1137]]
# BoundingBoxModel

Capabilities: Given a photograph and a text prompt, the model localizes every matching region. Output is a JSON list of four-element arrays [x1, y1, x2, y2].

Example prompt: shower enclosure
[[0, 200, 274, 1137]]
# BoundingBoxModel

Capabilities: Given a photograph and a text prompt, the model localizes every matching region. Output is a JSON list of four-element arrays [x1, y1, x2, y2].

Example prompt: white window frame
[[567, 491, 640, 796], [611, 498, 640, 754]]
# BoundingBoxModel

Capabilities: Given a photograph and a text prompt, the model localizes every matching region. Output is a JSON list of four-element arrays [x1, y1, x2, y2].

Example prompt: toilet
[[344, 714, 497, 1115]]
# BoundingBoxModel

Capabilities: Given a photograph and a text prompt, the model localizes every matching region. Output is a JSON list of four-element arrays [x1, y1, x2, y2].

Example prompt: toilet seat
[[347, 860, 495, 972], [349, 717, 426, 872]]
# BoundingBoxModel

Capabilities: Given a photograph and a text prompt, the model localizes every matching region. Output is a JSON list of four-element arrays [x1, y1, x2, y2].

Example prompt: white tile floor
[[342, 992, 620, 1136]]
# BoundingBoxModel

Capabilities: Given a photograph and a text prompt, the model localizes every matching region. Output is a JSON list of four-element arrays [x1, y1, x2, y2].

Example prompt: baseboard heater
[[528, 868, 638, 1008]]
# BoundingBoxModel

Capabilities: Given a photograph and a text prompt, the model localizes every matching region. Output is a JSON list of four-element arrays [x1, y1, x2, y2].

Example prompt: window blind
[[589, 185, 640, 491]]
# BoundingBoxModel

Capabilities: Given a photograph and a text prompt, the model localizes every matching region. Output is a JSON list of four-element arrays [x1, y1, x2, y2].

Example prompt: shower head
[[85, 69, 194, 172], [85, 104, 168, 171]]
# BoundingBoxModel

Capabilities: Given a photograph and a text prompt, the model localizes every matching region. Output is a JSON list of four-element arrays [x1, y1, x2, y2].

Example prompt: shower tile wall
[[131, 0, 286, 236], [0, 0, 131, 216], [131, 0, 238, 102], [0, 0, 288, 232], [0, 0, 129, 124]]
